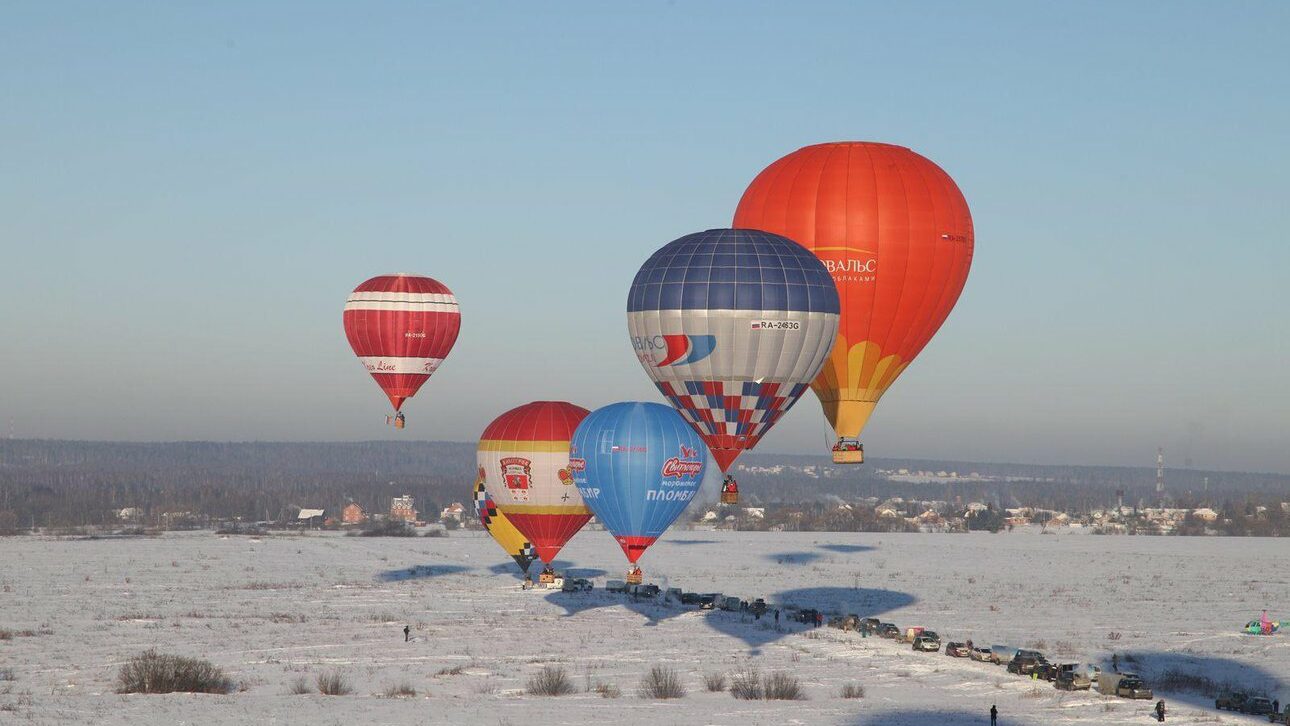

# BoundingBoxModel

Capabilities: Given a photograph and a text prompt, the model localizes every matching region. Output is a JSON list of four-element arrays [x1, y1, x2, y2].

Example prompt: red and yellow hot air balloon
[[734, 142, 974, 463], [342, 274, 461, 428], [476, 402, 591, 564]]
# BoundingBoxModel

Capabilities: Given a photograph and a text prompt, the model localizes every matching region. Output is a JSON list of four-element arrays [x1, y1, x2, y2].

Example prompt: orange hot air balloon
[[733, 142, 974, 463]]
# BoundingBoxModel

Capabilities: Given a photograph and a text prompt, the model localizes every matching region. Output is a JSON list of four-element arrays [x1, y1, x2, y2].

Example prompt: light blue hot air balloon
[[569, 402, 706, 564]]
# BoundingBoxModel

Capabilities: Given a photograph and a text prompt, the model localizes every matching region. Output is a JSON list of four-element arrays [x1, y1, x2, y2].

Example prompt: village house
[[341, 502, 366, 525], [390, 495, 417, 523], [296, 508, 325, 528], [439, 502, 465, 523]]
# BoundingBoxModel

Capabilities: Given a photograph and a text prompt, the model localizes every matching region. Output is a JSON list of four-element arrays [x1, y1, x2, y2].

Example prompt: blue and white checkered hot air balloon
[[627, 229, 840, 474]]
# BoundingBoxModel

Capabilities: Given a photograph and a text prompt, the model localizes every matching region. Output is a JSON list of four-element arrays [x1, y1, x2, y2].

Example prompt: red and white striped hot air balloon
[[342, 274, 460, 425], [476, 401, 591, 564]]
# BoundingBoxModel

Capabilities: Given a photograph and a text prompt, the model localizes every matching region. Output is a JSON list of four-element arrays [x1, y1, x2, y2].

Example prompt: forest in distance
[[0, 439, 1287, 534]]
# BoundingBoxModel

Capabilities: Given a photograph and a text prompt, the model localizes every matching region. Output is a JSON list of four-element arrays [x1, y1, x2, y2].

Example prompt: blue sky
[[1, 2, 1286, 473]]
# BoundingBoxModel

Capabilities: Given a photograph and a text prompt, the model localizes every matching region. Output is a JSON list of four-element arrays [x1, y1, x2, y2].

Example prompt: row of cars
[[566, 579, 1284, 721], [1216, 692, 1283, 720], [845, 619, 1155, 700]]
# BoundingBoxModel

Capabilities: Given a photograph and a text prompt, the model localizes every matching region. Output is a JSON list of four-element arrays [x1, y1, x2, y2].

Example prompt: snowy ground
[[0, 528, 1286, 725]]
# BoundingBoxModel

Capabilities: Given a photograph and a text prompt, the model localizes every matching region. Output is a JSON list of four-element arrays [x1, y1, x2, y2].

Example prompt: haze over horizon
[[2, 2, 1287, 474]]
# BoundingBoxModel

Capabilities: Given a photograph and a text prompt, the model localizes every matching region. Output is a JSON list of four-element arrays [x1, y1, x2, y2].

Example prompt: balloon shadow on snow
[[765, 551, 823, 565], [1107, 650, 1285, 709], [818, 544, 877, 554], [664, 538, 720, 546], [377, 564, 472, 582], [486, 561, 607, 581], [705, 586, 915, 654], [543, 589, 688, 627], [844, 709, 1024, 726]]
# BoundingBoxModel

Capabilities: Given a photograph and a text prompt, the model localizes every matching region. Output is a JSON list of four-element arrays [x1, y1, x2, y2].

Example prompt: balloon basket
[[626, 570, 644, 586], [832, 447, 864, 464], [720, 492, 739, 505]]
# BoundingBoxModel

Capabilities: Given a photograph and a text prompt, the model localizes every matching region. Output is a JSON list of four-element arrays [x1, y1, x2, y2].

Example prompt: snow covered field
[[1, 529, 1285, 725]]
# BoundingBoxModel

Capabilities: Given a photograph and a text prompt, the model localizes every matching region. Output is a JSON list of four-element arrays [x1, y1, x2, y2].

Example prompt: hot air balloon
[[342, 274, 461, 428], [569, 402, 706, 576], [733, 143, 974, 463], [476, 401, 592, 565], [473, 472, 537, 573], [627, 229, 839, 497]]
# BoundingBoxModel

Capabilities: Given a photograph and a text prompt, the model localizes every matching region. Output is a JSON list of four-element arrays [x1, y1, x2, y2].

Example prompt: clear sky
[[2, 2, 1286, 473]]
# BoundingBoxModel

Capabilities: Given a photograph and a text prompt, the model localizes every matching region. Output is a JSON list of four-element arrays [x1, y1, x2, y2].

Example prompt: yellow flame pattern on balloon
[[811, 335, 910, 440]]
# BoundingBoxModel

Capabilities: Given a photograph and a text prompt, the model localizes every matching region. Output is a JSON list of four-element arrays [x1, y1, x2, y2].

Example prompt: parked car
[[990, 645, 1019, 665], [605, 580, 627, 593], [560, 578, 592, 592], [627, 583, 659, 598], [718, 596, 743, 612], [912, 634, 941, 652], [795, 608, 821, 624], [663, 587, 682, 602], [680, 592, 703, 605], [1054, 664, 1091, 691], [859, 617, 882, 631], [698, 594, 720, 610], [1115, 674, 1153, 699], [1244, 697, 1276, 716], [1008, 653, 1048, 676], [749, 598, 769, 616], [1035, 661, 1059, 681], [970, 647, 994, 662], [878, 623, 901, 639], [1217, 692, 1253, 711], [945, 642, 971, 658]]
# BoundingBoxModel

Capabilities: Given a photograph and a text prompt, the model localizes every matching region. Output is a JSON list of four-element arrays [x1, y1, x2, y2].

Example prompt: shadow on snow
[[377, 564, 472, 582], [543, 589, 688, 627], [486, 561, 608, 581], [765, 551, 823, 565], [818, 543, 877, 554], [845, 709, 1024, 725], [1108, 650, 1285, 709]]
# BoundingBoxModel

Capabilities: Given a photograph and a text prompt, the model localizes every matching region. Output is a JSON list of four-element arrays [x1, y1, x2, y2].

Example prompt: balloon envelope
[[473, 473, 536, 573], [477, 401, 592, 564], [627, 229, 839, 471], [343, 274, 461, 412], [569, 402, 706, 563], [733, 143, 974, 442]]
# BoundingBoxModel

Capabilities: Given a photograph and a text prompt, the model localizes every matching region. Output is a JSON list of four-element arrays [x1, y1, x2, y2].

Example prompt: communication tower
[[1156, 447, 1165, 494]]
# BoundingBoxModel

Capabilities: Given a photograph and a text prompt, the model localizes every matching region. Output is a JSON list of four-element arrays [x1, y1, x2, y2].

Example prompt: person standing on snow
[[403, 624, 410, 642], [990, 704, 998, 725], [1154, 699, 1165, 722]]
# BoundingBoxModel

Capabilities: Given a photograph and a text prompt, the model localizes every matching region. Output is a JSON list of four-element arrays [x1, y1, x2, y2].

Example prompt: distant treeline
[[0, 440, 1286, 533]]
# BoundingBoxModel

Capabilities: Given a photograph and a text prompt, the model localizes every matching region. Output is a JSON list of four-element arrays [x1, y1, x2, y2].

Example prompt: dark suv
[[1007, 652, 1048, 676]]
